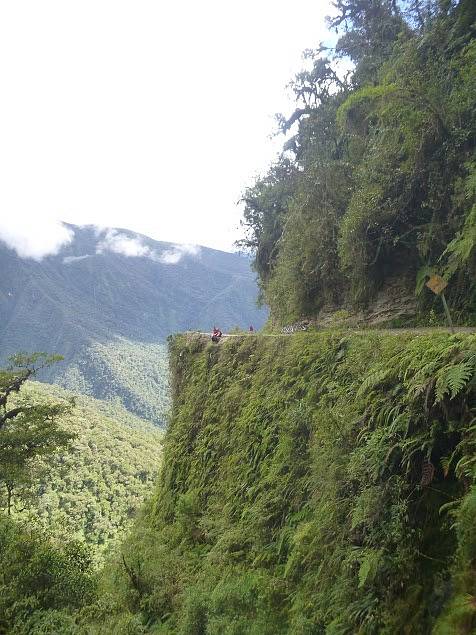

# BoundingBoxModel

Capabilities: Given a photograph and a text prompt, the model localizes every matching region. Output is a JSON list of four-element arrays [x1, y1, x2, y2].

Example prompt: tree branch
[[0, 371, 32, 410], [0, 407, 26, 429], [283, 107, 315, 132]]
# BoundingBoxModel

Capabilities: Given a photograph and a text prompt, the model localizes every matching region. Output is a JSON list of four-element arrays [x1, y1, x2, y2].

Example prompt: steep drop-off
[[94, 332, 476, 634]]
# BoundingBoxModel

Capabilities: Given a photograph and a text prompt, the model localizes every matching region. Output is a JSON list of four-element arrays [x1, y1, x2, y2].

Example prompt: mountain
[[0, 224, 267, 423], [55, 338, 171, 425]]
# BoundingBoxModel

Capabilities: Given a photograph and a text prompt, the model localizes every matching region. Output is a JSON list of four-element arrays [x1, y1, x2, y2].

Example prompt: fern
[[337, 83, 398, 131], [443, 211, 476, 274], [455, 455, 476, 479], [110, 332, 476, 634], [415, 264, 436, 296], [438, 499, 461, 516], [435, 360, 475, 402], [442, 161, 476, 277], [358, 549, 383, 589], [357, 369, 391, 397]]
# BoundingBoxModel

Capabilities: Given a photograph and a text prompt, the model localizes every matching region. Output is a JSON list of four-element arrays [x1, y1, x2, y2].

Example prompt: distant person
[[211, 326, 222, 343], [249, 325, 254, 332]]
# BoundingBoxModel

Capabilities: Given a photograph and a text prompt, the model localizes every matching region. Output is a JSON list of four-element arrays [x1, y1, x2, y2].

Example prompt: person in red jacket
[[211, 326, 222, 342]]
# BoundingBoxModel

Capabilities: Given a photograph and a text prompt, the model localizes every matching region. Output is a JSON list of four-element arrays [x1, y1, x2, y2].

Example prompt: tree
[[0, 353, 75, 515], [330, 0, 410, 85], [238, 157, 299, 290], [239, 0, 476, 323], [0, 513, 97, 631]]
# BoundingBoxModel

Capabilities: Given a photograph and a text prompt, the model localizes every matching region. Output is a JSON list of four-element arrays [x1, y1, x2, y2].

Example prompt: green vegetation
[[0, 353, 75, 517], [87, 332, 476, 633], [0, 354, 163, 632], [0, 515, 97, 634], [0, 355, 98, 633], [240, 0, 476, 324], [2, 2, 476, 633], [56, 338, 171, 427], [15, 381, 163, 560], [0, 353, 162, 563]]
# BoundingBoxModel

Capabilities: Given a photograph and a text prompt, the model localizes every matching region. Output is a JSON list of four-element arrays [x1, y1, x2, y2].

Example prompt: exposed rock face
[[363, 279, 417, 326], [291, 278, 418, 330]]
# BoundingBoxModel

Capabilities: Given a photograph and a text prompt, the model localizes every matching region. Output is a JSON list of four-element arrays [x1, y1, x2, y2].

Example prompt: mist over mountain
[[0, 224, 266, 423]]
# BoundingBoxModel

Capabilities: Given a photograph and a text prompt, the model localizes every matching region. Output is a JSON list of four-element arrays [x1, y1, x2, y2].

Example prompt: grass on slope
[[89, 331, 476, 634], [9, 382, 163, 562]]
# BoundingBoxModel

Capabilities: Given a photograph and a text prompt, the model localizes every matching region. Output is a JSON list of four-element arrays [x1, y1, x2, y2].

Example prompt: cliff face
[[100, 333, 476, 634]]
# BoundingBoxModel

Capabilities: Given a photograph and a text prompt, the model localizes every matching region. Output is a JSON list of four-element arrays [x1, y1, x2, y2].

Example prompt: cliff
[[94, 331, 476, 634]]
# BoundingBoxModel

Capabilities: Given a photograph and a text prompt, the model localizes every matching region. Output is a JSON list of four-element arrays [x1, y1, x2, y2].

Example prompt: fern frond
[[357, 369, 391, 397], [438, 499, 461, 516], [455, 455, 476, 479], [358, 549, 383, 588], [435, 360, 475, 402]]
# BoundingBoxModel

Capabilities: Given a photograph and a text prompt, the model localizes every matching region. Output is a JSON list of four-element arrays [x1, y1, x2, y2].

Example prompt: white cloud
[[160, 244, 201, 265], [0, 0, 335, 253], [63, 254, 91, 264], [96, 229, 201, 265], [91, 224, 108, 237], [0, 216, 73, 261], [96, 229, 153, 258]]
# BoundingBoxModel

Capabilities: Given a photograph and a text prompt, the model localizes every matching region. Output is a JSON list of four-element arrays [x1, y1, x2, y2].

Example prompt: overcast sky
[[0, 0, 335, 258]]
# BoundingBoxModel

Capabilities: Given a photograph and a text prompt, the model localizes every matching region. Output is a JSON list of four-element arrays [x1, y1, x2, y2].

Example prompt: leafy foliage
[[0, 360, 162, 632], [0, 353, 74, 516], [55, 338, 171, 427], [12, 381, 163, 561], [0, 514, 97, 634], [240, 1, 476, 323]]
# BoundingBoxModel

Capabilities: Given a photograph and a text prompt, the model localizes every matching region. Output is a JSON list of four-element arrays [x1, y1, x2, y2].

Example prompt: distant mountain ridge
[[0, 224, 267, 423]]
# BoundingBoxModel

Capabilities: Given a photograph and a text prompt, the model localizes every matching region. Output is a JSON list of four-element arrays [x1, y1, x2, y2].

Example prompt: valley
[[0, 224, 266, 423]]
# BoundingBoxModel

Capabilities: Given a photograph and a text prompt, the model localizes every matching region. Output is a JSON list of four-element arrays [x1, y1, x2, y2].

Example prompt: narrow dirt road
[[190, 327, 476, 339]]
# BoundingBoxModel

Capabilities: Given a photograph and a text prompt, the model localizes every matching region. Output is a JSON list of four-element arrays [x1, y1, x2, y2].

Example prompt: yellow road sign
[[426, 274, 448, 295]]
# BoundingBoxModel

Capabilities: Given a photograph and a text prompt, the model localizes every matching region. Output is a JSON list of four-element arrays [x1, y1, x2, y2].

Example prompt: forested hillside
[[240, 0, 476, 325], [0, 353, 164, 633], [6, 381, 162, 560], [55, 339, 170, 426]]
